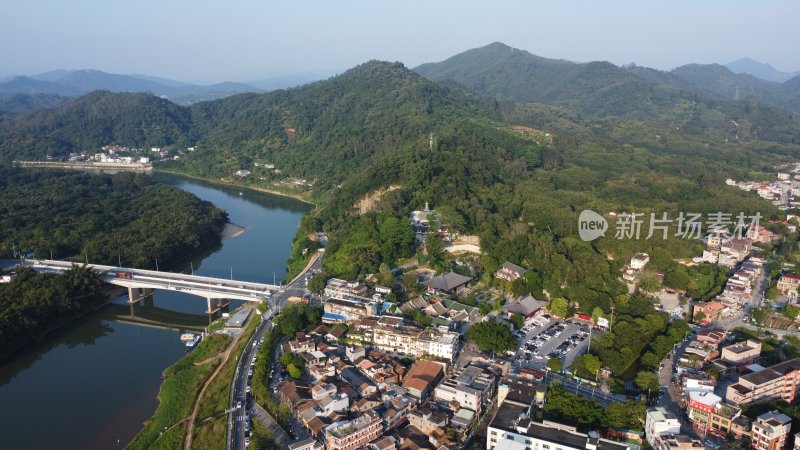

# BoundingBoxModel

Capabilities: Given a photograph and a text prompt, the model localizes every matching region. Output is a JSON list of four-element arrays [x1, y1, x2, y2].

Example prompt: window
[[543, 445, 550, 449]]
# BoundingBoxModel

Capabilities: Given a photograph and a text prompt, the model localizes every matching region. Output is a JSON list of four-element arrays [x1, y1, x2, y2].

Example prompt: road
[[228, 250, 323, 450], [657, 333, 696, 436]]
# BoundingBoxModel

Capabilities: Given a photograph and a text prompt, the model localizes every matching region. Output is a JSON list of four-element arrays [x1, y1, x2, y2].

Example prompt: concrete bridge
[[22, 259, 281, 313]]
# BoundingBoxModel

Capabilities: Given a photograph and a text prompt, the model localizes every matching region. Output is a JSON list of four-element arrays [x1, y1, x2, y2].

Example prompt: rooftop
[[421, 272, 472, 291], [402, 360, 444, 393], [501, 261, 527, 275]]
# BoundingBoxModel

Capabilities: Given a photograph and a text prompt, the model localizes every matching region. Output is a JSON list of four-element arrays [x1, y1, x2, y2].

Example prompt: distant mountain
[[414, 42, 692, 121], [670, 63, 786, 104], [0, 69, 262, 105], [0, 76, 84, 97], [55, 69, 171, 93], [247, 72, 334, 91], [725, 58, 800, 83]]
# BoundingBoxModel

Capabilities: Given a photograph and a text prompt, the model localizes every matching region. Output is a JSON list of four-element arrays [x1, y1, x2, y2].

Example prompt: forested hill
[[413, 42, 800, 137], [0, 91, 194, 161], [0, 59, 798, 305]]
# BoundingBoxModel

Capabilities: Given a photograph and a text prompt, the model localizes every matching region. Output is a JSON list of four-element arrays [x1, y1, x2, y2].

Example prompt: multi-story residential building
[[687, 391, 743, 437], [417, 326, 460, 361], [752, 411, 792, 450], [324, 411, 383, 450], [778, 274, 800, 298], [646, 407, 681, 448], [496, 261, 527, 282], [348, 316, 461, 361], [793, 432, 800, 450], [325, 278, 370, 300], [726, 359, 800, 406], [323, 297, 376, 323], [487, 401, 631, 450], [434, 365, 497, 415], [720, 340, 762, 364]]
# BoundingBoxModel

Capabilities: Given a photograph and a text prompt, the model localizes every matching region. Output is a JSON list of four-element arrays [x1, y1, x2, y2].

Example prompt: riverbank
[[153, 168, 317, 206]]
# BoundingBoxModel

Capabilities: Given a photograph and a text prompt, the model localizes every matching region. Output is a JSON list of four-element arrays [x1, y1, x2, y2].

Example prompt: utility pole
[[190, 261, 194, 275], [230, 266, 233, 280], [85, 250, 88, 264], [118, 253, 121, 267], [610, 306, 616, 328], [155, 258, 159, 271]]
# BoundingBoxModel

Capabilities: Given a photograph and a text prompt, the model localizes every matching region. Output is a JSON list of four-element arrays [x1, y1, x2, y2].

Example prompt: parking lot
[[514, 315, 593, 369]]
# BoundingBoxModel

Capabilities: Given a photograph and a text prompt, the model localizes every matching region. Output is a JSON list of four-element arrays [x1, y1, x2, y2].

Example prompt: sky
[[2, 0, 798, 83]]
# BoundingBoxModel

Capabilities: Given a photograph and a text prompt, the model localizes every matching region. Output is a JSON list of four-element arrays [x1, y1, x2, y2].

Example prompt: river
[[0, 172, 312, 450]]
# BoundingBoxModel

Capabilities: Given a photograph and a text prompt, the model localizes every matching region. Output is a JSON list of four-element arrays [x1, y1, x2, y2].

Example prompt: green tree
[[784, 304, 800, 320], [591, 306, 605, 324], [547, 357, 563, 372], [638, 272, 662, 293], [402, 272, 418, 292], [694, 311, 707, 323], [549, 297, 569, 317], [640, 352, 660, 370], [377, 262, 394, 287], [426, 235, 445, 267], [765, 286, 778, 300], [635, 371, 659, 393], [307, 273, 325, 295], [287, 363, 302, 379], [466, 319, 516, 353], [279, 352, 294, 368], [509, 313, 525, 330]]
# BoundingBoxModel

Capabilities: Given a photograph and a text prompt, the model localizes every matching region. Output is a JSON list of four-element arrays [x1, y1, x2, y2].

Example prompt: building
[[417, 326, 461, 361], [693, 302, 724, 324], [726, 358, 800, 406], [323, 297, 376, 323], [325, 278, 370, 301], [502, 295, 547, 318], [496, 262, 527, 282], [348, 316, 461, 361], [421, 272, 472, 294], [402, 361, 444, 400], [751, 411, 792, 450], [777, 274, 800, 298], [687, 391, 743, 437], [793, 432, 800, 450], [720, 340, 762, 364], [324, 411, 383, 450], [646, 407, 682, 448], [652, 435, 704, 450], [434, 365, 497, 415], [487, 401, 632, 450], [631, 253, 650, 270], [289, 438, 324, 450]]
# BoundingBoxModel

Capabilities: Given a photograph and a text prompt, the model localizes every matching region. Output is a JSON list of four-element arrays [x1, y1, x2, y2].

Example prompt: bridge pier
[[206, 297, 230, 314], [127, 287, 154, 304]]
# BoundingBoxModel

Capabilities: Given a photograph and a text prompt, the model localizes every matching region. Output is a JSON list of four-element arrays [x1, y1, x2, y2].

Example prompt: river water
[[0, 173, 312, 450]]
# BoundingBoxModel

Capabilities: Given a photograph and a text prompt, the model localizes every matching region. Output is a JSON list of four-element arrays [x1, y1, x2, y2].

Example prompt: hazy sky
[[2, 0, 798, 83]]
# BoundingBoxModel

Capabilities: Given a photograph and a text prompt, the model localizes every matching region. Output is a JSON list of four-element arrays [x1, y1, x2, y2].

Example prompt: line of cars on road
[[239, 336, 266, 448]]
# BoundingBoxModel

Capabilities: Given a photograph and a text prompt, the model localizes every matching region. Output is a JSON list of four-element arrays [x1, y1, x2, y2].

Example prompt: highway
[[228, 250, 323, 450]]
